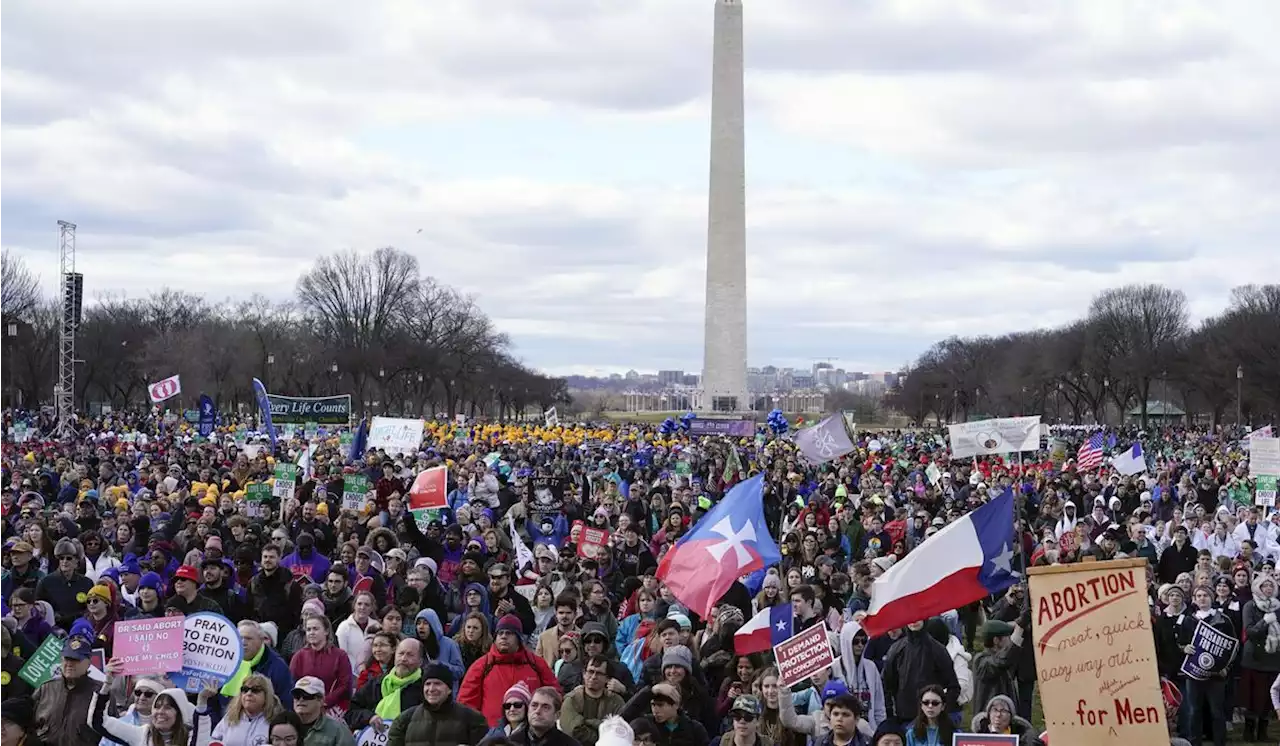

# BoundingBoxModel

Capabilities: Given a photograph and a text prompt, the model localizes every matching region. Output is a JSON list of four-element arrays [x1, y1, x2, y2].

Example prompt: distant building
[[658, 370, 685, 386]]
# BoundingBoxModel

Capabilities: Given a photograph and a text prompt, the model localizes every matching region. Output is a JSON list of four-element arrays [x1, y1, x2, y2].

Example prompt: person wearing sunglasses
[[93, 678, 164, 746], [211, 674, 284, 746], [904, 685, 954, 746], [290, 677, 353, 746], [725, 695, 766, 746], [484, 681, 531, 739], [34, 537, 93, 630]]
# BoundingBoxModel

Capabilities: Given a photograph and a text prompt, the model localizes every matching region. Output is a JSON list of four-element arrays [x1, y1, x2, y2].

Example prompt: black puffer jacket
[[386, 697, 488, 746], [882, 627, 961, 722]]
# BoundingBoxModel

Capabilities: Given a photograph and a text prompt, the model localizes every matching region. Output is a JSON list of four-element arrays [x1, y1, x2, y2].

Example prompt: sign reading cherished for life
[[1028, 559, 1166, 746], [170, 612, 244, 693], [773, 622, 834, 688], [114, 617, 185, 675]]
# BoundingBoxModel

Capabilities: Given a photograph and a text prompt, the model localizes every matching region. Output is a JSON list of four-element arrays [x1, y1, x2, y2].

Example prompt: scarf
[[374, 667, 422, 720], [1252, 592, 1280, 653], [221, 645, 266, 696]]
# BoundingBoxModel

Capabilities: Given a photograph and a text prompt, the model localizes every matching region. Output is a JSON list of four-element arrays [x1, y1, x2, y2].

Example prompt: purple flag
[[794, 415, 855, 464]]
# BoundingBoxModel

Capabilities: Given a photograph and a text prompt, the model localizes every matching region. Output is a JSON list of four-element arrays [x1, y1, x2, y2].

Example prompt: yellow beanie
[[87, 585, 113, 605]]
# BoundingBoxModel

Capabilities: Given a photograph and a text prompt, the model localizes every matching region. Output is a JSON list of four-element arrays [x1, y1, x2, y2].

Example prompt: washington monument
[[700, 0, 749, 413]]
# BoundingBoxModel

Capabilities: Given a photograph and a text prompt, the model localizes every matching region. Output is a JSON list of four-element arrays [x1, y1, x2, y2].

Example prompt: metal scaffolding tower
[[56, 220, 79, 438]]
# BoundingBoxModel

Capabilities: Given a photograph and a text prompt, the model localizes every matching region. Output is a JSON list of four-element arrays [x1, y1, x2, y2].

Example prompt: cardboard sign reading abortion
[[114, 617, 185, 675], [170, 612, 244, 693], [774, 622, 835, 688], [1028, 559, 1166, 746]]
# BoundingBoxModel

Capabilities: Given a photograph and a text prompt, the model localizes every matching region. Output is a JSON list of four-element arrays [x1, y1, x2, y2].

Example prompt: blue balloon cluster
[[660, 417, 678, 435], [680, 412, 696, 432], [767, 409, 789, 435]]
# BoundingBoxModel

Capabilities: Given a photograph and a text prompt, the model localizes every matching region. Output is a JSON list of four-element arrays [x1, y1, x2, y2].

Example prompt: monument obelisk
[[699, 0, 749, 413]]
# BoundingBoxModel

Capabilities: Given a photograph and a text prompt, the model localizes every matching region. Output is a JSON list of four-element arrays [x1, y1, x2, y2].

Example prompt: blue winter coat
[[417, 608, 465, 685]]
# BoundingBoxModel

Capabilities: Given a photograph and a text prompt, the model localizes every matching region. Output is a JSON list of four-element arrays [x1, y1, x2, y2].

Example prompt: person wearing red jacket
[[457, 614, 560, 725], [288, 614, 353, 716]]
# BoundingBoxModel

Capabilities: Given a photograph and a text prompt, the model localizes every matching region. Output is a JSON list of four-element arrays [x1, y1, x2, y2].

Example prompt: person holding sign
[[90, 657, 217, 746], [1179, 584, 1236, 746]]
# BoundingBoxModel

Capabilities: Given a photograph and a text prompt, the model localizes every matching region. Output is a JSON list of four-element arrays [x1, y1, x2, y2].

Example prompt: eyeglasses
[[134, 690, 157, 699], [989, 707, 1012, 715], [503, 701, 526, 710], [270, 736, 298, 745], [87, 597, 105, 605], [58, 555, 78, 562], [921, 699, 944, 707], [10, 602, 30, 611], [732, 713, 757, 723], [293, 691, 323, 701], [583, 668, 607, 678], [242, 686, 264, 695], [488, 575, 506, 581], [559, 647, 576, 655]]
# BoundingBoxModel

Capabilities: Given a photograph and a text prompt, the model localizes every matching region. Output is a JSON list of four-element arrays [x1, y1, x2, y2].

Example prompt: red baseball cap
[[173, 565, 200, 583]]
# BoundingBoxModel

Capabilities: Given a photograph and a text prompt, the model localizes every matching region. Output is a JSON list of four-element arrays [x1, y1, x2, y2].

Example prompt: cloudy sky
[[3, 0, 1278, 377]]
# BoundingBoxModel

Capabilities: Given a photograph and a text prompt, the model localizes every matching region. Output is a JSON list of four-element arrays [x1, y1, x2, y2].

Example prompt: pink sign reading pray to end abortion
[[114, 617, 186, 676]]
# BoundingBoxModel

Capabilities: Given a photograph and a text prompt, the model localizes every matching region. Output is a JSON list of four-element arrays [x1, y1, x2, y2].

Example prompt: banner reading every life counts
[[948, 416, 1042, 458], [266, 394, 352, 424], [1028, 558, 1167, 746]]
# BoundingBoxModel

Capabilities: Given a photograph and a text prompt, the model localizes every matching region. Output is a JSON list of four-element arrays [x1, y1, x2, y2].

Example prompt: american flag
[[1076, 432, 1105, 470]]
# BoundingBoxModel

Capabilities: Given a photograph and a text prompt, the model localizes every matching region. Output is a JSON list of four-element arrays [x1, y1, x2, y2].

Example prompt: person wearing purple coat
[[281, 533, 331, 583]]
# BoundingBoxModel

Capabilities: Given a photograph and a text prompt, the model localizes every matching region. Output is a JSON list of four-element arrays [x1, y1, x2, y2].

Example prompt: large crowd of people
[[2, 408, 1279, 746]]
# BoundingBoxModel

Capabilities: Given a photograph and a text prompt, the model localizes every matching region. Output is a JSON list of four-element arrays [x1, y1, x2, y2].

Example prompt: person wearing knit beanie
[[495, 614, 523, 636], [504, 680, 532, 707], [423, 661, 454, 688]]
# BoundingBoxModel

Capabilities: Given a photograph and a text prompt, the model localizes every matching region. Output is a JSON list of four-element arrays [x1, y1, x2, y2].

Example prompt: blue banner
[[197, 394, 216, 437], [252, 378, 277, 454], [1179, 620, 1238, 680]]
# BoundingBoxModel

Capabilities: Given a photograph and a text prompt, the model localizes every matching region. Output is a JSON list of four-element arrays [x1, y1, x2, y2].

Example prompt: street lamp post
[[6, 323, 17, 408], [1236, 365, 1243, 429], [1102, 378, 1109, 425]]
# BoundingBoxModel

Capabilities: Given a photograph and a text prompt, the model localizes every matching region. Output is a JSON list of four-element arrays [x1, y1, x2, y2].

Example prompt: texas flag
[[861, 487, 1019, 637], [735, 604, 794, 655], [657, 473, 781, 619]]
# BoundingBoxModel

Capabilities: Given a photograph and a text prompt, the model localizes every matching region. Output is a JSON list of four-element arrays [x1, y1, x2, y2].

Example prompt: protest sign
[[952, 736, 1019, 746], [408, 466, 448, 510], [368, 417, 425, 456], [114, 617, 185, 675], [688, 418, 755, 437], [948, 416, 1042, 458], [17, 635, 63, 688], [266, 394, 352, 424], [576, 526, 611, 559], [1028, 559, 1166, 746], [245, 483, 271, 519], [342, 474, 371, 513], [273, 463, 298, 499], [1179, 620, 1239, 680], [1250, 436, 1280, 476], [774, 622, 834, 688], [355, 726, 388, 746], [170, 612, 244, 693], [1256, 475, 1277, 508]]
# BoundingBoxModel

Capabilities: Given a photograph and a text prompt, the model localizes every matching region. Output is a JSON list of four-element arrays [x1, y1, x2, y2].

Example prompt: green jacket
[[388, 698, 489, 746], [303, 715, 356, 746], [560, 686, 626, 746]]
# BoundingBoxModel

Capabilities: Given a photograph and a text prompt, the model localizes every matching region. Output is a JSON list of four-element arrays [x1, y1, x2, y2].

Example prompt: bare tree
[[1088, 284, 1189, 428], [1, 250, 42, 322]]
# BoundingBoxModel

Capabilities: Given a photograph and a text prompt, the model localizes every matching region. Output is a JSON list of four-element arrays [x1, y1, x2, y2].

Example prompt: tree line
[[887, 283, 1280, 429], [1, 247, 569, 419]]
